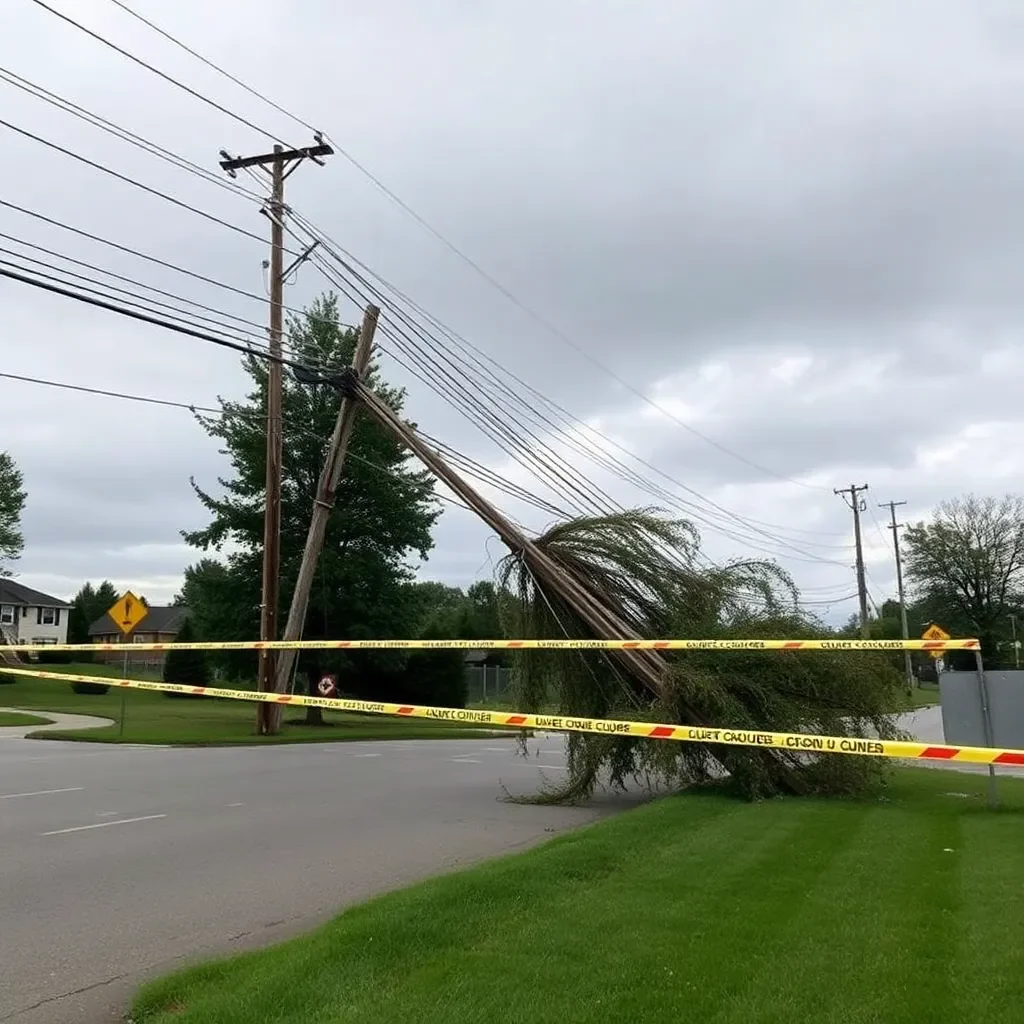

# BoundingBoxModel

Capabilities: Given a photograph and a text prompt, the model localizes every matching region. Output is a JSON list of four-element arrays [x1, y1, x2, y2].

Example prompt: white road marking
[[41, 813, 167, 836], [96, 811, 119, 817], [483, 746, 511, 752], [352, 752, 382, 758], [536, 765, 570, 771], [24, 752, 106, 763], [449, 757, 482, 763], [227, 802, 245, 807], [1, 786, 84, 800]]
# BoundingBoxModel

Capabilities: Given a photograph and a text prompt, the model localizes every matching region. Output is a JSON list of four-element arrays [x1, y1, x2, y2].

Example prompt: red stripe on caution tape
[[993, 752, 1024, 766]]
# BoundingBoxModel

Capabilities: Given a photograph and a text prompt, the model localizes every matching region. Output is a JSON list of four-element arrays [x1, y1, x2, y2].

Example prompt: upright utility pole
[[835, 483, 870, 639], [219, 137, 332, 735], [880, 499, 914, 689], [1010, 614, 1020, 669]]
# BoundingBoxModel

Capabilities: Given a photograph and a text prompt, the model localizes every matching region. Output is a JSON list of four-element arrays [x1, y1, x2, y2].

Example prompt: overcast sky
[[3, 0, 1023, 626]]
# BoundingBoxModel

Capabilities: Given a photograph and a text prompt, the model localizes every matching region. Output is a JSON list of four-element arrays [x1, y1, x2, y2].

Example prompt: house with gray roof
[[88, 604, 191, 670], [0, 580, 71, 651]]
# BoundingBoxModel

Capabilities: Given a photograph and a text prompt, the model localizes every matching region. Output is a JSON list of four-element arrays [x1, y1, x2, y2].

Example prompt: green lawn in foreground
[[0, 668, 513, 745], [0, 710, 52, 727], [133, 768, 1024, 1024]]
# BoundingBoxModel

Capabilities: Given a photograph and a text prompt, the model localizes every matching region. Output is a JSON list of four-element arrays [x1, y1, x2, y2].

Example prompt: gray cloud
[[3, 0, 1023, 623]]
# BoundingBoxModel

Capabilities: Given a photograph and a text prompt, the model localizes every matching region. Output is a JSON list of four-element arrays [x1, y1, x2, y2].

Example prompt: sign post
[[106, 592, 148, 738]]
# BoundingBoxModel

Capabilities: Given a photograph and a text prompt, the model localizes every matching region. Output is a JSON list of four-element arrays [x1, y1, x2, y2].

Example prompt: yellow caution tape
[[5, 666, 1020, 767], [0, 637, 981, 654]]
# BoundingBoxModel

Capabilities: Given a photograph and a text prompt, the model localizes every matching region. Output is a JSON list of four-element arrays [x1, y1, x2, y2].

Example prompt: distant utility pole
[[835, 483, 870, 639], [880, 499, 914, 689], [219, 137, 332, 735], [1010, 614, 1020, 669]]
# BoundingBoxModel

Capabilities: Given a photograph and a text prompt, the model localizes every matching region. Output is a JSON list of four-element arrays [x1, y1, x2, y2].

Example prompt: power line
[[0, 116, 304, 253], [103, 0, 323, 136], [0, 369, 551, 521], [0, 368, 822, 610], [287, 209, 846, 546], [0, 65, 264, 204], [0, 199, 317, 318], [0, 362, 836, 610], [0, 248, 265, 348], [27, 0, 293, 147], [290, 216, 852, 567], [0, 256, 353, 377], [70, 0, 824, 490], [0, 263, 312, 371], [0, 248, 340, 371], [0, 25, 843, 577], [20, 9, 848, 565], [271, 219, 621, 519], [0, 243, 569, 522], [0, 231, 346, 350]]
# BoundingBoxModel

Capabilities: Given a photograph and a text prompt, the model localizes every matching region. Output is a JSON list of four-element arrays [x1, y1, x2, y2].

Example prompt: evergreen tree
[[183, 293, 441, 728], [162, 617, 209, 696]]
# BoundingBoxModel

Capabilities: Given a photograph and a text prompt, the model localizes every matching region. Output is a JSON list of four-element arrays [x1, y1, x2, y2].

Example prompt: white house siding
[[10, 605, 69, 645]]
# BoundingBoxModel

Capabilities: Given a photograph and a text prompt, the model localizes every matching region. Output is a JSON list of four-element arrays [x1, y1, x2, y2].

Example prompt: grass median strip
[[0, 669, 513, 745], [133, 768, 1024, 1024], [0, 710, 53, 727]]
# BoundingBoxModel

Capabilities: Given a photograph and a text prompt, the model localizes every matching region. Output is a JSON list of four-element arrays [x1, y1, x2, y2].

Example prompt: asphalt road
[[0, 733, 646, 1024], [4, 705, 1019, 1023]]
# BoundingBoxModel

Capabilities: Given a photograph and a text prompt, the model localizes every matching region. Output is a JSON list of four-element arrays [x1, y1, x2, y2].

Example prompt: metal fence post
[[973, 649, 999, 809]]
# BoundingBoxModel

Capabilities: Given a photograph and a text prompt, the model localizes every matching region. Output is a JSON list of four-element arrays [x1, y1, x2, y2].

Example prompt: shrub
[[38, 650, 73, 665], [162, 618, 209, 698], [329, 648, 468, 710], [70, 681, 111, 695], [401, 649, 469, 708]]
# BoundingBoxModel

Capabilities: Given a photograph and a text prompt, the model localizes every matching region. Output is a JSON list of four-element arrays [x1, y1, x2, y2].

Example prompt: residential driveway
[[0, 733, 646, 1024]]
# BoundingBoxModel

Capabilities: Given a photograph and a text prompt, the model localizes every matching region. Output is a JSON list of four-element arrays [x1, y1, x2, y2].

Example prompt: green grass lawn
[[0, 710, 52, 727], [133, 768, 1024, 1024], [903, 685, 941, 708], [0, 667, 514, 746]]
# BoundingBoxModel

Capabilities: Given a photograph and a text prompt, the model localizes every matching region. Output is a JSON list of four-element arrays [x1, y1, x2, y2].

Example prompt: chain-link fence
[[466, 664, 514, 705]]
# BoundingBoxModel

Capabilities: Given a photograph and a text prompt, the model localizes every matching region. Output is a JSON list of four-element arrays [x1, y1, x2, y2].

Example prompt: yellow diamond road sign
[[922, 623, 951, 660], [108, 591, 148, 635]]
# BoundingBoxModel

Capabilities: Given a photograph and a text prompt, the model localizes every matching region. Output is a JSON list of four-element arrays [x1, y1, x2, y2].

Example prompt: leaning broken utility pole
[[219, 137, 332, 735], [266, 304, 381, 729], [343, 378, 808, 793]]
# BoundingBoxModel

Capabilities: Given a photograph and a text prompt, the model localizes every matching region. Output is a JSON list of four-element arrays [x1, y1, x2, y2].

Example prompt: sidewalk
[[0, 707, 113, 739]]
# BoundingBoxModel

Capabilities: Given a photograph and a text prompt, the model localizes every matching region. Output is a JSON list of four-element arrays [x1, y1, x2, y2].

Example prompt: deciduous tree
[[0, 451, 26, 577], [903, 494, 1024, 665]]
